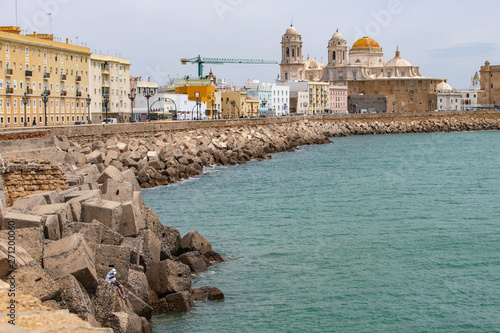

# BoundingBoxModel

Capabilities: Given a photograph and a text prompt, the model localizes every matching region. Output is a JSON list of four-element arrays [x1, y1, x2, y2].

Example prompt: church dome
[[331, 29, 344, 40], [386, 47, 412, 67], [436, 81, 453, 93], [285, 25, 300, 36], [351, 37, 382, 51]]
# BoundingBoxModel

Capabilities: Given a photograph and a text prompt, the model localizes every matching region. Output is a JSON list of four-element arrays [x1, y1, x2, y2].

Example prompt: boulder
[[0, 239, 36, 278], [97, 165, 124, 184], [101, 179, 134, 202], [62, 221, 103, 245], [124, 268, 153, 305], [0, 208, 46, 230], [178, 251, 209, 275], [90, 279, 130, 325], [140, 230, 161, 263], [127, 292, 153, 319], [101, 223, 124, 246], [203, 250, 225, 263], [121, 169, 141, 191], [152, 291, 194, 313], [76, 164, 101, 184], [44, 215, 61, 240], [94, 244, 130, 284], [0, 227, 44, 265], [191, 286, 225, 302], [11, 195, 47, 211], [57, 274, 98, 325], [81, 199, 123, 230], [117, 200, 143, 237], [102, 312, 143, 333], [179, 231, 212, 255], [43, 234, 98, 290], [6, 264, 61, 301], [146, 259, 191, 297], [85, 151, 104, 165], [64, 189, 102, 203]]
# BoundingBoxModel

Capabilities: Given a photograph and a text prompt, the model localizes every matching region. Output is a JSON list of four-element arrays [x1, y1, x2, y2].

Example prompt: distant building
[[329, 85, 348, 113], [0, 26, 91, 127], [458, 72, 482, 110], [478, 61, 500, 107], [133, 78, 158, 121], [272, 85, 290, 116], [89, 54, 131, 122], [436, 81, 461, 111]]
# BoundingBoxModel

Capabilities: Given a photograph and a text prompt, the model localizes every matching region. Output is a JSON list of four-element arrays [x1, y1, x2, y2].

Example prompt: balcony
[[60, 74, 67, 81], [101, 66, 110, 75], [5, 69, 13, 76], [76, 91, 82, 97], [76, 75, 82, 82], [6, 87, 13, 94], [25, 70, 33, 77], [44, 72, 51, 79], [61, 90, 67, 96], [26, 88, 33, 94], [102, 80, 110, 87]]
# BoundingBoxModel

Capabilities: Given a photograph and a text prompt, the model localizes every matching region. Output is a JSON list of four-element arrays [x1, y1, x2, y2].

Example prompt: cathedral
[[279, 25, 446, 112]]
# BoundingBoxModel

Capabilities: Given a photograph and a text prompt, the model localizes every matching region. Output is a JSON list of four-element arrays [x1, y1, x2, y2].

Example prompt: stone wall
[[0, 159, 68, 207]]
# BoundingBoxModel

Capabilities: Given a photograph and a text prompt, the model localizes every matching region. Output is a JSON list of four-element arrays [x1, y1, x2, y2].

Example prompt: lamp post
[[103, 92, 109, 124], [22, 88, 29, 127], [143, 88, 153, 119], [196, 98, 200, 120], [211, 99, 215, 119], [393, 101, 396, 113], [86, 94, 91, 123], [284, 103, 288, 116], [303, 102, 308, 115], [41, 89, 49, 126], [128, 89, 136, 122]]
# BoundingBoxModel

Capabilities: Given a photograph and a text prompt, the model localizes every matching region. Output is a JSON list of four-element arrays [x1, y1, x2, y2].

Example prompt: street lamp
[[41, 89, 50, 126], [284, 103, 288, 116], [143, 88, 153, 118], [303, 102, 308, 115], [86, 94, 91, 123], [211, 99, 215, 119], [128, 89, 136, 122], [103, 92, 109, 123], [196, 98, 200, 120], [22, 87, 29, 127]]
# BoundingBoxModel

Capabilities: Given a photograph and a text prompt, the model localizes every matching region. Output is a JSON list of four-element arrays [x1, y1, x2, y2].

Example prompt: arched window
[[286, 47, 290, 57], [332, 51, 336, 61], [292, 48, 295, 57]]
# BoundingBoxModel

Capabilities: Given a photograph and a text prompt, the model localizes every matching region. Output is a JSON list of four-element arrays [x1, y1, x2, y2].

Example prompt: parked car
[[102, 118, 117, 124], [74, 121, 86, 125]]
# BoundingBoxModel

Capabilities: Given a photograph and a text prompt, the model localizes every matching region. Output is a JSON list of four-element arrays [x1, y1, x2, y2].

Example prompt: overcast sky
[[2, 0, 499, 89]]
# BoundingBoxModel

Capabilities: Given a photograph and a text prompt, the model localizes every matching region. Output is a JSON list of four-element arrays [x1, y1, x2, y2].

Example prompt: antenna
[[47, 13, 52, 34], [15, 0, 18, 27]]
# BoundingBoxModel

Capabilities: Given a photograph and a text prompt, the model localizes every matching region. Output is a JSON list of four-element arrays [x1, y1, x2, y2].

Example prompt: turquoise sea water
[[141, 131, 500, 333]]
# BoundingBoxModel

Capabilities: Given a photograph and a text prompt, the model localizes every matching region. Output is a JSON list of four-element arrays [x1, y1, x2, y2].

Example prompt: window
[[0, 80, 2, 89], [25, 47, 28, 55]]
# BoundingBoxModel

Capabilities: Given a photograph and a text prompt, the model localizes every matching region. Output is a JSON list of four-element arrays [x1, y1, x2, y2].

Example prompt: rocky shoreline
[[1, 116, 500, 332]]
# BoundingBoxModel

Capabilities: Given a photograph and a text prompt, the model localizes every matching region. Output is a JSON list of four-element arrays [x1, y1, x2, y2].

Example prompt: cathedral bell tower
[[280, 25, 304, 82], [327, 29, 348, 67]]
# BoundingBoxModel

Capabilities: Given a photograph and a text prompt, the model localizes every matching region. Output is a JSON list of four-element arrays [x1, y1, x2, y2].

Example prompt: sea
[[141, 130, 500, 333]]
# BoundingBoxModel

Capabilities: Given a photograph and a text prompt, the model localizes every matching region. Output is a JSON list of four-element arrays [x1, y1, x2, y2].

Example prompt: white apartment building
[[89, 54, 131, 122]]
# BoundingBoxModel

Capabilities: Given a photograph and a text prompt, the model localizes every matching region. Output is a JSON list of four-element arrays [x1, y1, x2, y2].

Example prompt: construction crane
[[181, 55, 278, 78]]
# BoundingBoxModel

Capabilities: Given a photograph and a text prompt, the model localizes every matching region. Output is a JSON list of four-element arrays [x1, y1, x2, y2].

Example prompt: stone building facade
[[478, 61, 500, 107]]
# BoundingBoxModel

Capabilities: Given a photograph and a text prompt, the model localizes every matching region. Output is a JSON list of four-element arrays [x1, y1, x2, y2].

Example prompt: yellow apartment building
[[0, 26, 91, 127], [220, 92, 258, 118], [308, 81, 329, 114]]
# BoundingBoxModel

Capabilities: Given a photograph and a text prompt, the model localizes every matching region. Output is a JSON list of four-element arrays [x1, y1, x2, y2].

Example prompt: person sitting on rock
[[105, 266, 128, 299]]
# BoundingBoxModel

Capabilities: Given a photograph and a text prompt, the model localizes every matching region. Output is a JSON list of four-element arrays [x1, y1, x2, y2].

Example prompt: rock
[[101, 223, 124, 246], [121, 169, 141, 191], [140, 230, 161, 263], [81, 199, 123, 230], [0, 239, 36, 278], [146, 259, 191, 297], [85, 151, 104, 165], [62, 221, 103, 245], [5, 264, 61, 301], [63, 189, 102, 202], [94, 244, 130, 284], [11, 195, 47, 211], [97, 165, 124, 184], [117, 200, 143, 237], [203, 250, 225, 263], [178, 251, 209, 275], [0, 227, 44, 265], [0, 208, 46, 230], [57, 274, 97, 324], [102, 312, 143, 333], [76, 164, 101, 184], [43, 234, 98, 290], [44, 215, 61, 240], [191, 286, 224, 301], [180, 231, 212, 255], [140, 316, 152, 333], [127, 292, 153, 319], [90, 280, 129, 325], [152, 291, 194, 313], [101, 179, 134, 202], [124, 268, 153, 305]]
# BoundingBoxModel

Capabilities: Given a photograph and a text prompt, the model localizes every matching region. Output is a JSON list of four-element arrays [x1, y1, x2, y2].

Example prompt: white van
[[102, 118, 117, 124]]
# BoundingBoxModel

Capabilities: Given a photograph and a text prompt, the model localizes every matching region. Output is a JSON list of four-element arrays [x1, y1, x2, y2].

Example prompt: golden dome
[[351, 37, 381, 50]]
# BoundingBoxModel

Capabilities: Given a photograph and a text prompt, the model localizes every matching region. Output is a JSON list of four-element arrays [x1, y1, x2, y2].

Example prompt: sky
[[1, 0, 499, 89]]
